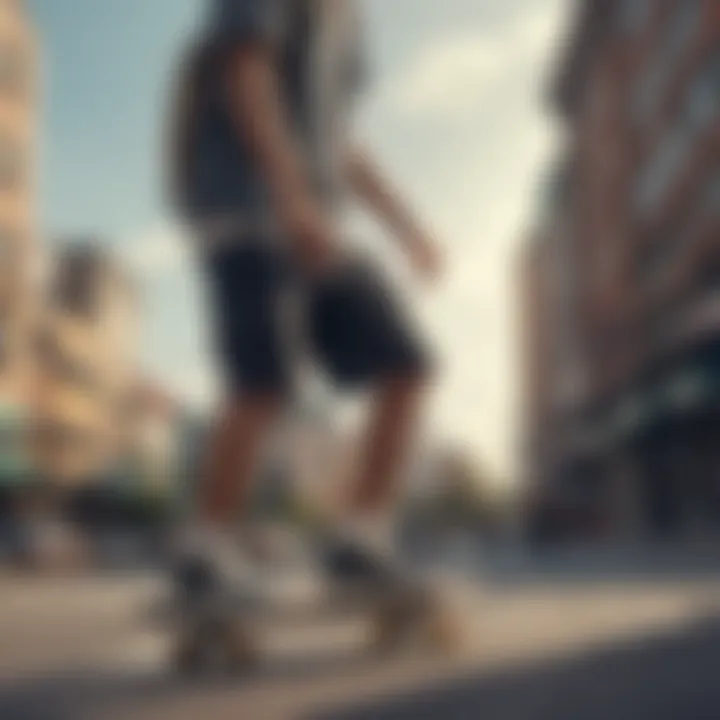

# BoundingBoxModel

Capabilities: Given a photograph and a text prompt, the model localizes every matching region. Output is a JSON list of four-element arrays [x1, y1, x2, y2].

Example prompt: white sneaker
[[172, 527, 261, 614]]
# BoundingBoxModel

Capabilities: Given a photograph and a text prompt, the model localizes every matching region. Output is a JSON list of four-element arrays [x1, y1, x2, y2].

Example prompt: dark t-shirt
[[179, 0, 365, 228]]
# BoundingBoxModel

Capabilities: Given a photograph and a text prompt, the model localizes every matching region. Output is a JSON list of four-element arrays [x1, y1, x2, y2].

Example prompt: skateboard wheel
[[371, 592, 424, 653], [371, 591, 463, 656], [225, 623, 260, 672], [173, 633, 206, 676], [172, 615, 258, 677], [372, 605, 407, 653], [421, 602, 463, 654]]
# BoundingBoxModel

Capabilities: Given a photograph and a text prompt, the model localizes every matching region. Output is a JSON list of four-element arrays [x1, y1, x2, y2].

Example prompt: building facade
[[122, 379, 181, 494], [525, 0, 720, 539], [0, 0, 38, 485], [520, 163, 601, 538], [33, 243, 138, 487]]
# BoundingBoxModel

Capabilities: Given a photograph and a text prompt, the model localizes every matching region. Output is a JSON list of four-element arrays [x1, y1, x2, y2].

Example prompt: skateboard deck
[[165, 571, 465, 675]]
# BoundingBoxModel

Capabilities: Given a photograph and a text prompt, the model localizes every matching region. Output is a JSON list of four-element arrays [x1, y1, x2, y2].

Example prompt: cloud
[[391, 37, 504, 116], [385, 1, 559, 119], [164, 365, 219, 411], [382, 3, 564, 480], [125, 0, 565, 482], [123, 220, 191, 276]]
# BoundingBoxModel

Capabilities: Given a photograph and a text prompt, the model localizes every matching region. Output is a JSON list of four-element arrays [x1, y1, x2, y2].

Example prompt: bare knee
[[377, 370, 431, 408], [226, 392, 283, 422]]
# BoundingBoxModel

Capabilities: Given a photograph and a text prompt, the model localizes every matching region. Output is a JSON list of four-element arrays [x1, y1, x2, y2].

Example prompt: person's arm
[[347, 146, 443, 280], [217, 1, 337, 270], [224, 47, 307, 220]]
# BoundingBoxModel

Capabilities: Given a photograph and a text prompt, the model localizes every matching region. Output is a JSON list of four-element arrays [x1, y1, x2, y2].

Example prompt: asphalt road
[[1, 557, 720, 720]]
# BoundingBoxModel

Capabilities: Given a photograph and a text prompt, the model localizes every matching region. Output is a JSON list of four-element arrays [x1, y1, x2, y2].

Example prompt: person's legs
[[197, 393, 281, 528], [349, 373, 427, 521], [309, 257, 433, 579], [321, 372, 430, 586], [177, 240, 291, 585]]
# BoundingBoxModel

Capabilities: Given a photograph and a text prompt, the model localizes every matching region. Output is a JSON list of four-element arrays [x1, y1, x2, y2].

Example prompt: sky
[[29, 0, 566, 484]]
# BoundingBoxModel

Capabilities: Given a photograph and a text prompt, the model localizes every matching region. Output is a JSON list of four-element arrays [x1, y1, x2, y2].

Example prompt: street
[[2, 550, 720, 720]]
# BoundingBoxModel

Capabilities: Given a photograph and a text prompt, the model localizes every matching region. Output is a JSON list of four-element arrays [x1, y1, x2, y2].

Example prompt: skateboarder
[[168, 0, 442, 602]]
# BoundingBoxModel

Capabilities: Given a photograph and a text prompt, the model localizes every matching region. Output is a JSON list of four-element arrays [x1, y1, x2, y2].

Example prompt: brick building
[[520, 162, 595, 538], [0, 0, 38, 484], [33, 243, 138, 486], [524, 0, 720, 539]]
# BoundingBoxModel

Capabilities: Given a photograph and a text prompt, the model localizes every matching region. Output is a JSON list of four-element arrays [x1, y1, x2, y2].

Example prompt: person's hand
[[280, 194, 340, 274], [407, 234, 444, 284]]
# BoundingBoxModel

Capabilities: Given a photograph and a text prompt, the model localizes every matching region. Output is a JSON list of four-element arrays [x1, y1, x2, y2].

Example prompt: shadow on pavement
[[310, 616, 720, 720], [0, 645, 385, 720], [3, 616, 720, 720]]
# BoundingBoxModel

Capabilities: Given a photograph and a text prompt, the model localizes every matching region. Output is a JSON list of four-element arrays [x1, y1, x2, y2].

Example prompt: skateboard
[[166, 572, 464, 676]]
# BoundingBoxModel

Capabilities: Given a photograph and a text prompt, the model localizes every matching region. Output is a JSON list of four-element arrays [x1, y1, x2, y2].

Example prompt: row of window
[[0, 227, 25, 354], [632, 0, 703, 126], [52, 248, 137, 323], [34, 420, 99, 451], [0, 327, 6, 372], [0, 136, 24, 189], [0, 416, 27, 457], [658, 268, 720, 355], [35, 329, 106, 399], [0, 42, 27, 97], [638, 163, 720, 315], [616, 0, 652, 37], [634, 51, 720, 216], [0, 38, 31, 190], [0, 227, 21, 264]]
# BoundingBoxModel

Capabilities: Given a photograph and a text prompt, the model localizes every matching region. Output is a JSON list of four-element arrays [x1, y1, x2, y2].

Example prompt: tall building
[[524, 0, 720, 539], [520, 163, 597, 537], [0, 4, 148, 507], [0, 0, 38, 483], [33, 243, 138, 486]]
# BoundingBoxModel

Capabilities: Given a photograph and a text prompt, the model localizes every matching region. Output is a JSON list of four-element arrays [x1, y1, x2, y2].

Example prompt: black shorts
[[204, 239, 431, 396]]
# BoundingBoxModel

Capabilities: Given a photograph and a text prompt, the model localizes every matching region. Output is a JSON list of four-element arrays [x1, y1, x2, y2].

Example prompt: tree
[[423, 446, 505, 533]]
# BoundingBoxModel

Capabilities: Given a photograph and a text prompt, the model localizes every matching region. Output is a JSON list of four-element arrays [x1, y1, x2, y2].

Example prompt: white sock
[[176, 523, 236, 564], [341, 514, 396, 556]]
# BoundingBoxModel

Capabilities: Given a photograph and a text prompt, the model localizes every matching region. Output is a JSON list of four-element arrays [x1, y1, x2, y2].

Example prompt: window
[[54, 252, 102, 317], [634, 60, 665, 126], [640, 225, 690, 298], [0, 328, 6, 371], [0, 414, 25, 463], [0, 229, 20, 318], [696, 257, 720, 298], [618, 0, 652, 36], [633, 0, 703, 125], [0, 227, 18, 266], [635, 123, 691, 214], [702, 169, 720, 217], [36, 329, 102, 396], [0, 45, 25, 95], [0, 136, 23, 189], [634, 51, 720, 216], [686, 52, 720, 134]]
